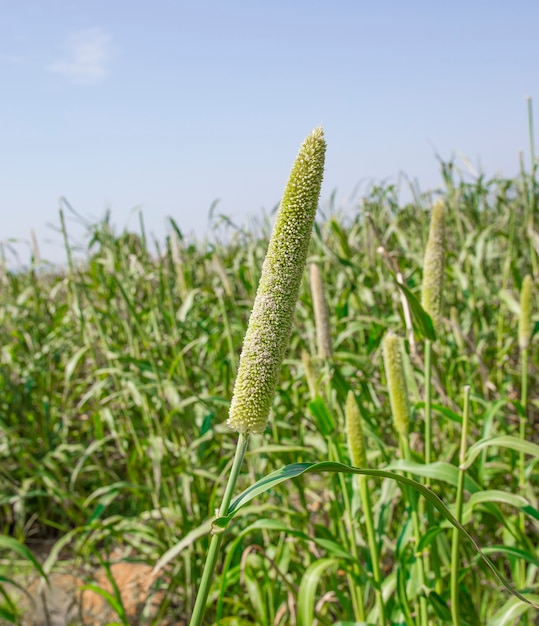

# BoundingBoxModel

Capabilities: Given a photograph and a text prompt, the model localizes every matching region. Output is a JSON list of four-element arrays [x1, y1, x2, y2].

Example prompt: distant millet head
[[421, 199, 446, 339], [519, 274, 534, 351], [227, 127, 326, 435], [382, 331, 410, 438]]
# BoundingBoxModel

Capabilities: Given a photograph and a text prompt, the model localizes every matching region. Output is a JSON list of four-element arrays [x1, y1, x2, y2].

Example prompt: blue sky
[[1, 0, 538, 264]]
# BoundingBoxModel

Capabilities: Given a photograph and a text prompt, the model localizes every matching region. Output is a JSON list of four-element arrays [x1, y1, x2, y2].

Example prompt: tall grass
[[0, 141, 538, 624]]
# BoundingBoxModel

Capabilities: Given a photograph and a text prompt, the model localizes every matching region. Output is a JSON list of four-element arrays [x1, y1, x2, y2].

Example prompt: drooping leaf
[[474, 545, 539, 569], [465, 435, 539, 469], [0, 535, 47, 582], [414, 401, 462, 424], [396, 281, 436, 341], [486, 594, 539, 626], [308, 396, 336, 436], [385, 459, 481, 493], [297, 558, 339, 626], [214, 461, 537, 608], [79, 584, 128, 624]]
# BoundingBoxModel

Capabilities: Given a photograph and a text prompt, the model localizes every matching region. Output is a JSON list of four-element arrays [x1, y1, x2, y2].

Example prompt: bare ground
[[5, 546, 185, 626]]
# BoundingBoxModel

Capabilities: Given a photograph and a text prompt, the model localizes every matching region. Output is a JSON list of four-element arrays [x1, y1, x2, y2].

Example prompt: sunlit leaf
[[216, 461, 537, 608]]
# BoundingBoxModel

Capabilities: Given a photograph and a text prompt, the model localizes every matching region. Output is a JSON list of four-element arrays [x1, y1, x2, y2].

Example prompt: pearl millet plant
[[189, 127, 326, 626]]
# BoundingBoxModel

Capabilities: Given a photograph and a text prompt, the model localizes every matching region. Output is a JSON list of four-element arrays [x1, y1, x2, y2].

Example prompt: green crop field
[[0, 127, 538, 625]]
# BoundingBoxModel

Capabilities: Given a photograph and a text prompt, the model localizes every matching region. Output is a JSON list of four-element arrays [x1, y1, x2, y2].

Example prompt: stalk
[[188, 433, 250, 626], [346, 391, 387, 626], [518, 274, 533, 589], [422, 338, 442, 589], [59, 203, 84, 336], [519, 344, 529, 507], [526, 98, 538, 275], [451, 385, 470, 626], [399, 435, 428, 626], [329, 437, 365, 622], [424, 339, 433, 474], [420, 200, 445, 588], [383, 332, 428, 626]]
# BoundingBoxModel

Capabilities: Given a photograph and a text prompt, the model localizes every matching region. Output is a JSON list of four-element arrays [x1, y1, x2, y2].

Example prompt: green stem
[[358, 475, 387, 626], [400, 436, 428, 626], [341, 478, 365, 621], [188, 433, 250, 626], [329, 438, 365, 621], [527, 97, 538, 275], [519, 346, 529, 588], [217, 289, 238, 375], [423, 339, 442, 591], [496, 202, 516, 389], [451, 385, 470, 626], [424, 340, 432, 473]]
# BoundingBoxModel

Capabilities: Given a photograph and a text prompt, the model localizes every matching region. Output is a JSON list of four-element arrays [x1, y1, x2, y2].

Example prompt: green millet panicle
[[227, 127, 326, 435], [310, 262, 333, 358], [345, 391, 367, 467], [382, 331, 410, 438], [519, 274, 534, 351], [421, 199, 446, 338]]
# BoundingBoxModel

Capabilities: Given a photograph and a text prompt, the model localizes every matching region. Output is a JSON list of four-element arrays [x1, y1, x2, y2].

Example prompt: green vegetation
[[1, 128, 538, 624]]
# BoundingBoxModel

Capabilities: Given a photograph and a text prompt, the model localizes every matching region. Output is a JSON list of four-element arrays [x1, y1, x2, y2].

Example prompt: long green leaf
[[474, 545, 539, 569], [465, 435, 539, 468], [413, 401, 463, 424], [465, 490, 539, 521], [297, 558, 339, 626], [152, 519, 213, 575], [79, 584, 128, 624], [396, 281, 436, 341], [0, 606, 17, 623], [215, 461, 537, 608], [0, 535, 47, 582], [486, 594, 539, 626], [385, 459, 482, 493]]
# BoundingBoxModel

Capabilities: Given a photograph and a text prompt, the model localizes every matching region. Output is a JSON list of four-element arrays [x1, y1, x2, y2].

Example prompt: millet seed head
[[382, 331, 410, 438], [421, 199, 446, 339], [227, 127, 326, 435]]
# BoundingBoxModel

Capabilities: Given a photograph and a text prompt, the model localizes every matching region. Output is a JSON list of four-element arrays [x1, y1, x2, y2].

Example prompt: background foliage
[[0, 159, 538, 624]]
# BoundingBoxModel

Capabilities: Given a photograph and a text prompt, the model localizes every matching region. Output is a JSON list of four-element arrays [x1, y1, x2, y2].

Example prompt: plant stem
[[451, 385, 470, 626], [328, 438, 365, 621], [422, 338, 442, 590], [424, 339, 432, 474], [188, 433, 250, 626], [527, 97, 538, 275], [519, 345, 529, 588], [400, 436, 428, 626], [358, 474, 387, 626]]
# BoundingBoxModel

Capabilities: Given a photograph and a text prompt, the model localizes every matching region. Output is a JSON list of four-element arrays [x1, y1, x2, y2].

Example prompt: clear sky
[[1, 0, 538, 264]]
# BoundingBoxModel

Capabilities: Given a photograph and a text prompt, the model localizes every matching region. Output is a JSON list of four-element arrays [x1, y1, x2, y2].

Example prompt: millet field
[[0, 126, 538, 625]]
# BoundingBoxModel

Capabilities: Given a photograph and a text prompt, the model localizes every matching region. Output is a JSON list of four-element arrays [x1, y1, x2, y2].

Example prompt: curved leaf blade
[[297, 558, 339, 626], [396, 282, 436, 341], [216, 461, 537, 609], [465, 436, 539, 469]]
